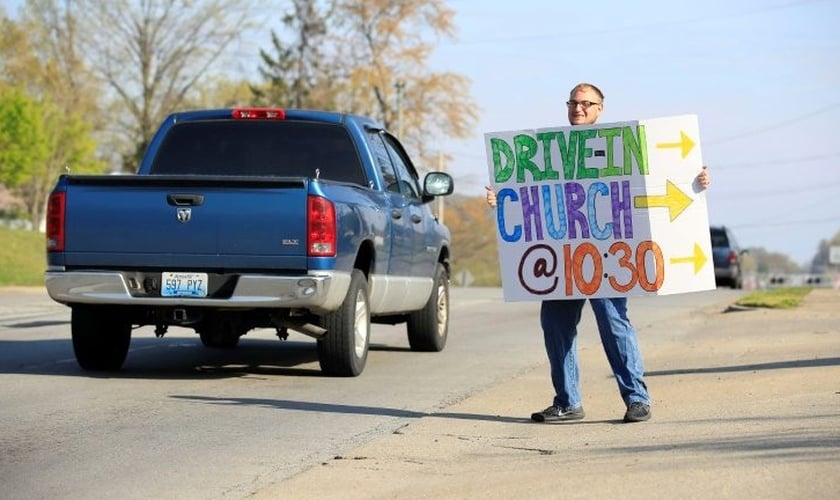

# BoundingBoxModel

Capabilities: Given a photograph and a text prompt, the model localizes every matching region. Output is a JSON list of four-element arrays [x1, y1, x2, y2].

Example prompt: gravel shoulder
[[250, 289, 840, 500]]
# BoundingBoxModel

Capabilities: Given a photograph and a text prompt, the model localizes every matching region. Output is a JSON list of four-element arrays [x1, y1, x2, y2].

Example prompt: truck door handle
[[391, 209, 402, 220], [411, 214, 422, 223], [167, 194, 205, 206]]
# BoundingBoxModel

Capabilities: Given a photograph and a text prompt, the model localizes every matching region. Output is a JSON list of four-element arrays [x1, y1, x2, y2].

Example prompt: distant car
[[710, 225, 745, 289]]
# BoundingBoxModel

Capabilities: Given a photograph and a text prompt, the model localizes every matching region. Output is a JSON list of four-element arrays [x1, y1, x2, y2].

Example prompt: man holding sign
[[485, 83, 711, 423]]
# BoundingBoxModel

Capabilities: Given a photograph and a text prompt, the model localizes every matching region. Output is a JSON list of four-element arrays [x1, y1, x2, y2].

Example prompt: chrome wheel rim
[[436, 281, 448, 337], [353, 289, 370, 358]]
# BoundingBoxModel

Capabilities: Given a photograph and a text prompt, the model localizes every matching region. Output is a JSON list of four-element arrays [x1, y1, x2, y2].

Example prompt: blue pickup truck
[[44, 108, 454, 376]]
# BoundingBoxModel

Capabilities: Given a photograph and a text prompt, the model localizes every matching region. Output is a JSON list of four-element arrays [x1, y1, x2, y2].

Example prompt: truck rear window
[[149, 120, 367, 186]]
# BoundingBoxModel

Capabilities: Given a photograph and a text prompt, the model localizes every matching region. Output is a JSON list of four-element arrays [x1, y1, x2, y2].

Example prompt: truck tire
[[71, 306, 131, 371], [317, 269, 370, 377], [407, 263, 449, 352]]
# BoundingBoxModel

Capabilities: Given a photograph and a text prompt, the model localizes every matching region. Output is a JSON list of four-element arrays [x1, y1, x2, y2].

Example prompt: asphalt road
[[0, 286, 743, 500]]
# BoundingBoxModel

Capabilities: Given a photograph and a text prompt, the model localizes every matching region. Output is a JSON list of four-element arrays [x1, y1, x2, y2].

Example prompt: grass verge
[[0, 226, 46, 286], [734, 286, 812, 309]]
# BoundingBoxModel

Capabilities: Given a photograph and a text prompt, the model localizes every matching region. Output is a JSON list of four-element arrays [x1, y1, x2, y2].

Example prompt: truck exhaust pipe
[[270, 313, 327, 338]]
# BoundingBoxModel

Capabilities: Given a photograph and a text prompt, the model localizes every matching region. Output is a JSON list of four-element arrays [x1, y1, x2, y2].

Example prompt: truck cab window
[[150, 121, 367, 186], [367, 132, 400, 193], [382, 136, 421, 200]]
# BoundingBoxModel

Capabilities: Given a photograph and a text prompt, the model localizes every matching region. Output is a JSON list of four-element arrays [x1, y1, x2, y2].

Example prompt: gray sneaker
[[623, 402, 651, 423], [531, 405, 585, 422]]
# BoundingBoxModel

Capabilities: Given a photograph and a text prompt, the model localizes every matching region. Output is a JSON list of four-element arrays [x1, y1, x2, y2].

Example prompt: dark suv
[[710, 226, 745, 289]]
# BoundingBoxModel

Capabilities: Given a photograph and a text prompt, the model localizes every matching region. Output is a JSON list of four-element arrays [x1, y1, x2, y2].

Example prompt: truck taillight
[[307, 195, 336, 257], [232, 108, 286, 120], [46, 192, 66, 252], [728, 250, 738, 264]]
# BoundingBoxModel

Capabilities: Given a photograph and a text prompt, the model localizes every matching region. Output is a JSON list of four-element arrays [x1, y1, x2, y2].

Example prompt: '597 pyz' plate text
[[161, 272, 208, 297]]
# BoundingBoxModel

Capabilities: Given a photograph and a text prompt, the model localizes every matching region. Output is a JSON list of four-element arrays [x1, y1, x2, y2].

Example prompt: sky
[[2, 0, 838, 266], [428, 0, 840, 267]]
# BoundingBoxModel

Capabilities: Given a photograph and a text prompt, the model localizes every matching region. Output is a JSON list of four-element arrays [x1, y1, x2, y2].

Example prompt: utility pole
[[394, 80, 405, 138]]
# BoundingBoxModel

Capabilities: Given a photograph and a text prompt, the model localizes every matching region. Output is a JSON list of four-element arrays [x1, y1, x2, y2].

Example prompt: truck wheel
[[407, 263, 449, 352], [71, 306, 132, 371], [317, 269, 370, 377]]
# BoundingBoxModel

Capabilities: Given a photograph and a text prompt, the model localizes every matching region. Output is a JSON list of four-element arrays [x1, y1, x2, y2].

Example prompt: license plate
[[161, 272, 208, 297]]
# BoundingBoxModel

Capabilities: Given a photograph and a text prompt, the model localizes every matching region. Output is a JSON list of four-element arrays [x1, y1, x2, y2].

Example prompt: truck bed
[[61, 174, 309, 270]]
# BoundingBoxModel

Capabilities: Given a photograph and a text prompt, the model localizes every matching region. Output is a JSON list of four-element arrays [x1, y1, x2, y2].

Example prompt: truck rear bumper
[[44, 271, 351, 313]]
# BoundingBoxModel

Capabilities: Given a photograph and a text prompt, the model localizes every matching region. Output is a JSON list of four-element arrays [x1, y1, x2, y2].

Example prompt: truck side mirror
[[423, 172, 454, 197]]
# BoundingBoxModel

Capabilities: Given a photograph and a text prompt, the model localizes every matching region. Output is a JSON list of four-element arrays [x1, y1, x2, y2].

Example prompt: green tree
[[0, 87, 101, 229], [1, 10, 105, 229], [21, 0, 102, 119], [252, 0, 338, 109], [22, 101, 101, 230], [45, 0, 256, 171], [0, 88, 50, 190]]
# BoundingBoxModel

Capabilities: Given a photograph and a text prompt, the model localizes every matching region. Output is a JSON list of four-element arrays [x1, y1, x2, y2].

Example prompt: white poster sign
[[485, 114, 716, 301]]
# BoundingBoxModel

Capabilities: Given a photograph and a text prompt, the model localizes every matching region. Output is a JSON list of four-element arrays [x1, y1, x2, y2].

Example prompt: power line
[[445, 0, 831, 47], [710, 180, 840, 198], [705, 101, 840, 145], [712, 151, 840, 169]]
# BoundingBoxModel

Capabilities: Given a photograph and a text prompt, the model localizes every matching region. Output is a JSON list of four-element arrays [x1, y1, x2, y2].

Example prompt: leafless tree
[[66, 0, 255, 170]]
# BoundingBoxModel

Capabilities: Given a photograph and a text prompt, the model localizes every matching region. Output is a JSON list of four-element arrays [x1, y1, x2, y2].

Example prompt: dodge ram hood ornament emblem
[[176, 207, 192, 223]]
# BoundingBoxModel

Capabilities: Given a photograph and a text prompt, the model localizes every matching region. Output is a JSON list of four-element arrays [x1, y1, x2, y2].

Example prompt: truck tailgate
[[63, 175, 310, 270]]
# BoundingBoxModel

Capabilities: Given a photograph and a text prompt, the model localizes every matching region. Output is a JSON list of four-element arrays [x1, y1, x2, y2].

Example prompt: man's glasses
[[566, 100, 601, 109]]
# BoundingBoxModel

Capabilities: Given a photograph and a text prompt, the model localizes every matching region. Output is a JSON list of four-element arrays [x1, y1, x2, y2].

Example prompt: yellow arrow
[[670, 243, 708, 274], [656, 130, 695, 159], [633, 180, 693, 221]]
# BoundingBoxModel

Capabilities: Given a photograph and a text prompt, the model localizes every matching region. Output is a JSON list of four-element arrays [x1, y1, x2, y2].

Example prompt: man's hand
[[485, 185, 497, 208], [697, 166, 710, 190]]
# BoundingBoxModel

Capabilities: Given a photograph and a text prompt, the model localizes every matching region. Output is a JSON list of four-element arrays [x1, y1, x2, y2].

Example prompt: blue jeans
[[540, 297, 649, 409]]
